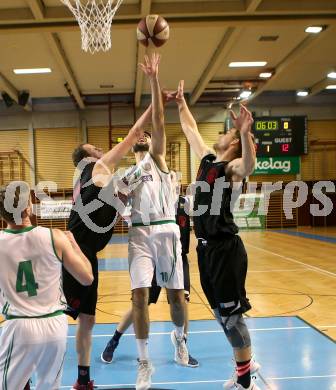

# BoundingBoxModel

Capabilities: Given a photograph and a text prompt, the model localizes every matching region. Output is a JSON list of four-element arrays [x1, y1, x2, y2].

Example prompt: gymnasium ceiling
[[0, 0, 336, 111]]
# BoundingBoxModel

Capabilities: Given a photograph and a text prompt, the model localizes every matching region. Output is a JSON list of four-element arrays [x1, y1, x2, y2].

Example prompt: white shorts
[[129, 222, 184, 290], [0, 313, 68, 390]]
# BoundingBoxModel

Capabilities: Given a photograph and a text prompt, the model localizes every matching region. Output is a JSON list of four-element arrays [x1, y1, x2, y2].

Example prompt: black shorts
[[149, 254, 191, 304], [197, 235, 251, 316], [62, 257, 98, 320]]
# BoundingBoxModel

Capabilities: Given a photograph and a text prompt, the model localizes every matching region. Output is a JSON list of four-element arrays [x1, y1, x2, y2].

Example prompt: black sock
[[113, 330, 123, 343], [78, 366, 90, 385], [236, 359, 251, 389]]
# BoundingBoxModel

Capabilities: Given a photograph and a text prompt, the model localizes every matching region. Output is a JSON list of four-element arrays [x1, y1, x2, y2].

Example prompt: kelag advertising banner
[[254, 157, 300, 175]]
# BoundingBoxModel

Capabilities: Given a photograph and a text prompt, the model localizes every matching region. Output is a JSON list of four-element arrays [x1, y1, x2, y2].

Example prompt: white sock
[[136, 339, 149, 361], [175, 326, 184, 339]]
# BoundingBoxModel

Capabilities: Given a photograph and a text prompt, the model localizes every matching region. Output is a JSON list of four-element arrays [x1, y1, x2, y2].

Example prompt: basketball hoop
[[61, 0, 123, 54]]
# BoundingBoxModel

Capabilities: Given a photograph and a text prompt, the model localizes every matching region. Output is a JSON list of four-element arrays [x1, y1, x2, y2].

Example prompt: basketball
[[137, 15, 170, 47]]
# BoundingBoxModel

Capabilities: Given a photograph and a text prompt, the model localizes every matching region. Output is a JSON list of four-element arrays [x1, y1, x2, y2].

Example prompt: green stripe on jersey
[[168, 234, 177, 282], [3, 336, 14, 390], [3, 226, 36, 234], [6, 309, 64, 320], [50, 229, 63, 262], [2, 302, 10, 315]]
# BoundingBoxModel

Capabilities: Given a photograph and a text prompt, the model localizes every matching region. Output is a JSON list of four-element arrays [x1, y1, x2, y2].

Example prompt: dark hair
[[72, 144, 90, 167], [144, 131, 152, 138], [0, 183, 30, 224]]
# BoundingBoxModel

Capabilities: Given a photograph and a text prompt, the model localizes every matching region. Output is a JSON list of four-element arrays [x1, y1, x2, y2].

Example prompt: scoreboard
[[252, 116, 308, 157]]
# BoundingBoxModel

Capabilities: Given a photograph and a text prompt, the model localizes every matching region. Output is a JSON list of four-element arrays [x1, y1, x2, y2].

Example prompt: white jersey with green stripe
[[0, 226, 66, 319], [120, 153, 176, 225]]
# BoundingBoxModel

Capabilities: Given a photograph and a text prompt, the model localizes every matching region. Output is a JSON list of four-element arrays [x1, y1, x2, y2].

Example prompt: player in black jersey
[[63, 108, 152, 390], [101, 187, 198, 368], [172, 80, 260, 390]]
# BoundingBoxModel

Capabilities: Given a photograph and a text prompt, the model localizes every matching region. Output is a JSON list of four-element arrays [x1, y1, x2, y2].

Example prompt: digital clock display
[[252, 116, 308, 157], [255, 120, 278, 131]]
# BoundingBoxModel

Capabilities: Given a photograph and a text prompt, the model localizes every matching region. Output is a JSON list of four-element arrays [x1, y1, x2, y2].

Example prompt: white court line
[[66, 325, 336, 338], [268, 374, 336, 380], [245, 243, 336, 278], [54, 374, 336, 388], [190, 268, 307, 275], [103, 268, 308, 277]]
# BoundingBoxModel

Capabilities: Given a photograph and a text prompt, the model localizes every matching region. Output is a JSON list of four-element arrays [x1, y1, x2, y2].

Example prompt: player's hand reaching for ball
[[230, 105, 254, 135], [175, 80, 185, 105], [139, 53, 161, 79], [163, 80, 185, 106], [161, 89, 176, 105]]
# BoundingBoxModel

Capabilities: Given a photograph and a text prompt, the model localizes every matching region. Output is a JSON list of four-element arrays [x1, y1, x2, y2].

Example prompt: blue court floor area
[[55, 316, 335, 389]]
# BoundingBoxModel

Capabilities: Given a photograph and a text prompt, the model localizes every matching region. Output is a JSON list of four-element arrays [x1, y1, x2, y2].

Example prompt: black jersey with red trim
[[176, 195, 190, 255], [193, 153, 239, 240], [68, 161, 117, 259]]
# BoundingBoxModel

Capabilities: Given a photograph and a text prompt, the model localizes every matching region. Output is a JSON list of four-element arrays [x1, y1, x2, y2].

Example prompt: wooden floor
[[1, 227, 335, 342], [96, 227, 336, 341]]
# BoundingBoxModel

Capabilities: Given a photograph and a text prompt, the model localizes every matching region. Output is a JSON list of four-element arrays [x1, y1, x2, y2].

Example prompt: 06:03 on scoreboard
[[252, 116, 308, 157]]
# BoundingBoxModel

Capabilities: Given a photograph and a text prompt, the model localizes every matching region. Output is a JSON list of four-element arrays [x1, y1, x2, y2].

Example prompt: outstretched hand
[[161, 89, 176, 105], [230, 105, 254, 134], [139, 53, 161, 78], [161, 80, 185, 105], [176, 80, 185, 104]]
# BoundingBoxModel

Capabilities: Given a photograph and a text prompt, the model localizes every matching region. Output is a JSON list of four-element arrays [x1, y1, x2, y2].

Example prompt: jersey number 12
[[16, 260, 39, 297]]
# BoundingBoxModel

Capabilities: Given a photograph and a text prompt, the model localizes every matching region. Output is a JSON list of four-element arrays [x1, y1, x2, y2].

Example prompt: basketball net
[[61, 0, 123, 54]]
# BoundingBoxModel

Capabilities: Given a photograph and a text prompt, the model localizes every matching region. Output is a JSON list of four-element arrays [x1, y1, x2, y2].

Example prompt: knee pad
[[222, 314, 251, 349]]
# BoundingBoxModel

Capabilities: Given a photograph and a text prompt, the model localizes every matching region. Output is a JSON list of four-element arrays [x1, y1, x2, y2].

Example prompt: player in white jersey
[[0, 183, 93, 390], [118, 54, 188, 390], [101, 172, 199, 368]]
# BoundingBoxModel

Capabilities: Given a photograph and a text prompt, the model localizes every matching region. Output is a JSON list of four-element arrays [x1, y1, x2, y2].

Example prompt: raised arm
[[139, 53, 168, 171], [52, 229, 93, 286], [226, 105, 256, 181], [175, 80, 214, 160], [92, 105, 152, 186]]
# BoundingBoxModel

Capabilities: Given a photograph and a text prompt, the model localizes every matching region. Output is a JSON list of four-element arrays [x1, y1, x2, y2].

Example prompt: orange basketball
[[137, 15, 170, 47]]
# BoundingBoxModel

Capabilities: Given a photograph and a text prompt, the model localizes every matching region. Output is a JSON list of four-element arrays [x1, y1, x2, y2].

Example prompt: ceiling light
[[13, 68, 52, 74], [327, 72, 336, 79], [229, 62, 267, 68], [326, 85, 336, 89], [297, 90, 309, 97], [259, 72, 273, 78], [240, 90, 252, 99], [305, 26, 323, 34]]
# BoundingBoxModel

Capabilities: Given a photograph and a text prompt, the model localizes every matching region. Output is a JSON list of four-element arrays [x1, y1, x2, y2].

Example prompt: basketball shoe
[[226, 381, 261, 390], [223, 358, 261, 389], [101, 337, 119, 363], [136, 360, 154, 390], [170, 330, 189, 366]]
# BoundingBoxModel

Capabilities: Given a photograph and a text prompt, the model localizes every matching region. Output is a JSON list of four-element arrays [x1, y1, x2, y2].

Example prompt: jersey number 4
[[16, 260, 39, 297]]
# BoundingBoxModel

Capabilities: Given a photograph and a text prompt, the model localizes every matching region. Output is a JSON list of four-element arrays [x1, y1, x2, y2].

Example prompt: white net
[[61, 0, 123, 54]]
